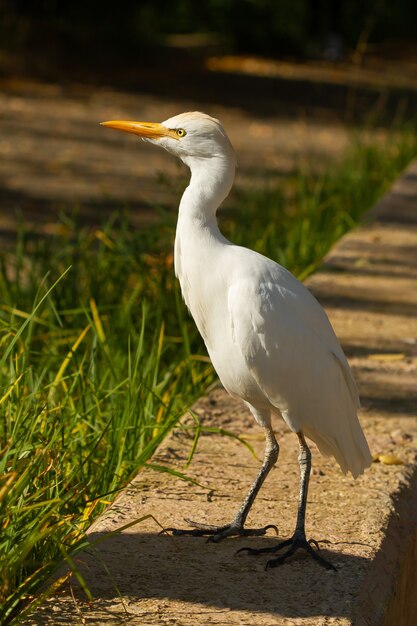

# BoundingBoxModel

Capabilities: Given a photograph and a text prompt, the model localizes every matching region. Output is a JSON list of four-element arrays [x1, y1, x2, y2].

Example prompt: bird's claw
[[308, 537, 320, 550], [238, 532, 337, 571], [207, 523, 278, 543], [163, 519, 278, 542]]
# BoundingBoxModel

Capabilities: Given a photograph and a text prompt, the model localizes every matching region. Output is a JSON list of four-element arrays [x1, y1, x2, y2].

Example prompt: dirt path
[[4, 52, 413, 239]]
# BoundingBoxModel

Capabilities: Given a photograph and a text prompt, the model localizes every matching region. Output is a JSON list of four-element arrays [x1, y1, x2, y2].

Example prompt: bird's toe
[[164, 519, 278, 542], [240, 532, 337, 571]]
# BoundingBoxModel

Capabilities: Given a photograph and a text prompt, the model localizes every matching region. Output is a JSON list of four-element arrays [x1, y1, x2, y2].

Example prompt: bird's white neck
[[174, 155, 235, 278], [180, 155, 235, 221]]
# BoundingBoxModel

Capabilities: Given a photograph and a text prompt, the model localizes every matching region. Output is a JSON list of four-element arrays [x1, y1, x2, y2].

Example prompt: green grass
[[1, 127, 417, 624]]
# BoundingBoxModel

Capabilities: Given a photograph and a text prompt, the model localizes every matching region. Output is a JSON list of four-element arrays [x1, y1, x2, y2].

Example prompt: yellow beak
[[100, 120, 178, 140]]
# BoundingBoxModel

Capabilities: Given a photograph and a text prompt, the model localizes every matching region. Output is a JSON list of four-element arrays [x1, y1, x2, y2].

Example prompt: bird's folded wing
[[227, 277, 373, 477], [227, 278, 360, 420]]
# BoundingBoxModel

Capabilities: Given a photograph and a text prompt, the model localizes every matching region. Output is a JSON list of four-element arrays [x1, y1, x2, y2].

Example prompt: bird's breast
[[176, 262, 266, 404], [175, 233, 225, 344]]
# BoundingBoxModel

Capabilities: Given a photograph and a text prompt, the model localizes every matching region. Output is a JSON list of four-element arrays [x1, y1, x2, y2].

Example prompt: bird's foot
[[237, 530, 336, 571], [164, 518, 278, 543]]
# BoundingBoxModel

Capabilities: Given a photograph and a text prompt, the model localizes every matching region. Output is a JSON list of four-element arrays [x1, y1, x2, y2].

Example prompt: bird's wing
[[228, 270, 359, 410], [227, 274, 369, 476]]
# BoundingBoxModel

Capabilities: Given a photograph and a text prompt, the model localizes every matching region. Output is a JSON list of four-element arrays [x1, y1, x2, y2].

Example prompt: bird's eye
[[176, 128, 186, 138]]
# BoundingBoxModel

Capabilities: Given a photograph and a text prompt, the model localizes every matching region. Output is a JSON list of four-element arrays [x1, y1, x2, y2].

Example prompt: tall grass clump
[[0, 220, 214, 624], [1, 126, 417, 623]]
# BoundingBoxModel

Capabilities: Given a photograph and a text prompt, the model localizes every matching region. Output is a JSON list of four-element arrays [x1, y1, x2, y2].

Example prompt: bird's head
[[101, 111, 236, 170]]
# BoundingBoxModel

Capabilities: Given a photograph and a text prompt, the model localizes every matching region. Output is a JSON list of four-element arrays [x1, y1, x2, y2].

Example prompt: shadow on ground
[[69, 532, 368, 620], [5, 44, 417, 123]]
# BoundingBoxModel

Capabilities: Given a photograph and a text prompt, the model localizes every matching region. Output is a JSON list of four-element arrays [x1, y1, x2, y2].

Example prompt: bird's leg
[[239, 432, 336, 571], [165, 426, 279, 542]]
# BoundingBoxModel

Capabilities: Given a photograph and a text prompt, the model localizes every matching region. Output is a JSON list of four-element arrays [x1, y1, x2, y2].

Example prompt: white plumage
[[102, 111, 372, 569]]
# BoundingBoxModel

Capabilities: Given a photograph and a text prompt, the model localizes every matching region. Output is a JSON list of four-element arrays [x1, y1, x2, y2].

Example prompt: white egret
[[101, 112, 372, 570]]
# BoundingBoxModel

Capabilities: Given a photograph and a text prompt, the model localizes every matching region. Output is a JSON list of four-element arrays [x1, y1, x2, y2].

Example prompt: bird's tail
[[302, 351, 372, 478], [304, 420, 372, 478]]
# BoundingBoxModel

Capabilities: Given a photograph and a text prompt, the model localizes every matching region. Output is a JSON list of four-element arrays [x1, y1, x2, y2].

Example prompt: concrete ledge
[[27, 161, 417, 625]]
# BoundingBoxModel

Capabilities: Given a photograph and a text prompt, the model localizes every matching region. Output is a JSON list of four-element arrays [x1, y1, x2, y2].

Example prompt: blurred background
[[3, 0, 417, 69], [1, 0, 417, 237]]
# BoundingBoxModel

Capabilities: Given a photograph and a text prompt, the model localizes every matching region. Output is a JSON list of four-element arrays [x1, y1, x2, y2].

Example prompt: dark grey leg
[[239, 432, 337, 571], [166, 425, 279, 541], [295, 431, 311, 536]]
